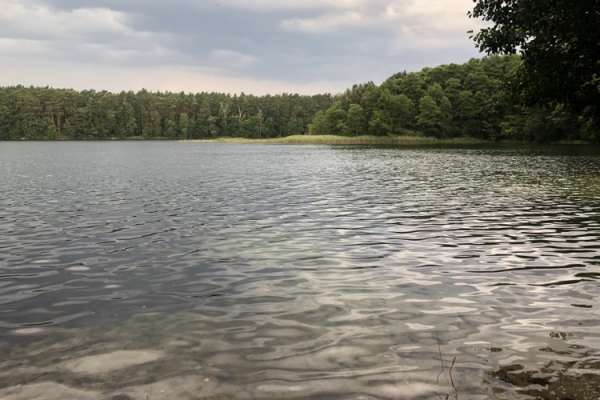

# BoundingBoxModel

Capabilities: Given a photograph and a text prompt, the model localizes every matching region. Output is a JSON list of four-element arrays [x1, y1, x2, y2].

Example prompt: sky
[[0, 0, 483, 95]]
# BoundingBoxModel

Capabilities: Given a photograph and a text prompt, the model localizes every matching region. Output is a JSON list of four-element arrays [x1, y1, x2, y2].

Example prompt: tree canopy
[[470, 0, 600, 127], [309, 55, 598, 142], [0, 88, 333, 140]]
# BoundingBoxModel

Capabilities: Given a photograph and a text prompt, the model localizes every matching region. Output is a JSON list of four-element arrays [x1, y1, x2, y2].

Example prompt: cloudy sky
[[0, 0, 482, 94]]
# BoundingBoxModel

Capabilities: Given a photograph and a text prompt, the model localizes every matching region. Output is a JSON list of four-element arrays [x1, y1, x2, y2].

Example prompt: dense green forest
[[0, 88, 334, 140], [309, 55, 598, 142], [0, 56, 597, 142]]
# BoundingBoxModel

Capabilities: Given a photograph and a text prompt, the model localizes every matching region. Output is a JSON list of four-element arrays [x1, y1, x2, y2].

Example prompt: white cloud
[[209, 49, 258, 68], [0, 1, 139, 39], [0, 0, 175, 66], [216, 0, 368, 12], [279, 0, 480, 49], [385, 0, 477, 31], [281, 11, 369, 33], [0, 38, 49, 55]]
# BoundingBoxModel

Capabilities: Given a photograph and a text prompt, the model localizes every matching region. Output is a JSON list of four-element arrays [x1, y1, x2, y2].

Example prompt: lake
[[1, 141, 600, 399]]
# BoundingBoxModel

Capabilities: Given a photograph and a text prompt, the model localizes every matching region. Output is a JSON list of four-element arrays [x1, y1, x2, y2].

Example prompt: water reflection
[[1, 142, 600, 399]]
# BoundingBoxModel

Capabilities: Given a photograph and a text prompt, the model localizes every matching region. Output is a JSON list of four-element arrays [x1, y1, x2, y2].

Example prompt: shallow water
[[1, 142, 600, 399]]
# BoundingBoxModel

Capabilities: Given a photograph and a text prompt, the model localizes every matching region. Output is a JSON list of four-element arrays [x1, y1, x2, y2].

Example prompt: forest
[[0, 88, 334, 140], [0, 56, 597, 142], [309, 55, 598, 142]]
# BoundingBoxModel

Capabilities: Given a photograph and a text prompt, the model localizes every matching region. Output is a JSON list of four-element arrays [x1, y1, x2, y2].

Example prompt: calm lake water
[[1, 142, 600, 399]]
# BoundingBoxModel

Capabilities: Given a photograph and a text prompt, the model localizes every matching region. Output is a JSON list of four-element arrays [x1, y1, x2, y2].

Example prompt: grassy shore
[[183, 135, 489, 146]]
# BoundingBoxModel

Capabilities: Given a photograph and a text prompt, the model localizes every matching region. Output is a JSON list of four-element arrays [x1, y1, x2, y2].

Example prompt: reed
[[184, 135, 488, 146]]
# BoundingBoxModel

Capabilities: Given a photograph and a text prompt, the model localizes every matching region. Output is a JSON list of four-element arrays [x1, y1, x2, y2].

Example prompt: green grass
[[183, 135, 489, 146]]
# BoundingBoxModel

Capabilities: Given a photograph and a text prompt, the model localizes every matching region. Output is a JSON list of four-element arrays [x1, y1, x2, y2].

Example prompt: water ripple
[[1, 143, 600, 399]]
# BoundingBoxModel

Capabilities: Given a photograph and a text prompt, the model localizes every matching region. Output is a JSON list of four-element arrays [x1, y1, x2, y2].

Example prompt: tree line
[[309, 55, 599, 142], [0, 56, 598, 142], [0, 88, 334, 140]]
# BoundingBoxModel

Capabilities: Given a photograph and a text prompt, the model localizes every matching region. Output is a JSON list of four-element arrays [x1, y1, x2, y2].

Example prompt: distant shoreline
[[183, 135, 596, 146], [183, 135, 490, 146], [1, 135, 595, 146]]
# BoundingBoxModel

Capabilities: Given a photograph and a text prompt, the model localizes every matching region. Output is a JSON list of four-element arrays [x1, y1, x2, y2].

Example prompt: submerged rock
[[62, 350, 164, 375], [491, 360, 600, 400]]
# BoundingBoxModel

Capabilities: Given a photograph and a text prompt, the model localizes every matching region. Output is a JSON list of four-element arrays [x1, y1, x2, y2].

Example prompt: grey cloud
[[2, 0, 481, 93]]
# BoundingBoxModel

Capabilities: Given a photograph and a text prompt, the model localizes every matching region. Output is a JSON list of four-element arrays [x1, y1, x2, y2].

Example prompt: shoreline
[[1, 135, 595, 146], [182, 135, 595, 147], [183, 135, 492, 146]]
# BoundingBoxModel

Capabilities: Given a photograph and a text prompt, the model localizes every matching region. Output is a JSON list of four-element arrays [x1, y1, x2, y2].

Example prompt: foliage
[[470, 0, 600, 130], [309, 56, 599, 142], [0, 87, 333, 140]]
